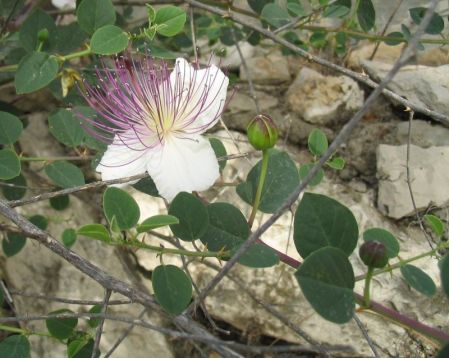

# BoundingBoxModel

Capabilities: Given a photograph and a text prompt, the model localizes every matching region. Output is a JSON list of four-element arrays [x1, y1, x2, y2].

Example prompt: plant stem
[[248, 149, 269, 228], [59, 48, 92, 62], [0, 324, 52, 337], [363, 266, 374, 307], [19, 155, 93, 162], [0, 64, 18, 73]]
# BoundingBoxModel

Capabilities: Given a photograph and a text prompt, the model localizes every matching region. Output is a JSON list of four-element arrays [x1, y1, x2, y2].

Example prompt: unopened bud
[[359, 241, 388, 268], [247, 114, 278, 150], [37, 28, 50, 42]]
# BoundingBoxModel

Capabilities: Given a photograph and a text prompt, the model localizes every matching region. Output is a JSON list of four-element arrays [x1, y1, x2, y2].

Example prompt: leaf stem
[[19, 155, 93, 162], [363, 266, 374, 307], [59, 47, 92, 62], [248, 149, 269, 228], [0, 324, 52, 337]]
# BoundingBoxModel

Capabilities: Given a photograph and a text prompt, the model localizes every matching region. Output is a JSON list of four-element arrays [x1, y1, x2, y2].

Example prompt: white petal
[[97, 136, 148, 181], [146, 135, 219, 201], [170, 58, 229, 132]]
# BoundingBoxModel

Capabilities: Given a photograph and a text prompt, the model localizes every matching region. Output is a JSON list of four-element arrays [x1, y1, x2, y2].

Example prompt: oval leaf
[[48, 109, 85, 147], [50, 194, 70, 211], [308, 128, 328, 157], [294, 193, 359, 258], [357, 0, 375, 32], [46, 309, 78, 340], [2, 173, 27, 200], [91, 25, 129, 55], [15, 52, 59, 94], [424, 214, 444, 237], [299, 163, 324, 187], [0, 149, 21, 180], [261, 3, 290, 28], [78, 224, 110, 242], [209, 137, 227, 171], [0, 335, 30, 358], [2, 233, 27, 257], [152, 265, 192, 315], [154, 6, 187, 37], [363, 228, 399, 259], [235, 243, 279, 268], [400, 264, 436, 297], [76, 0, 116, 34], [62, 228, 77, 248], [168, 192, 208, 242], [137, 215, 179, 233], [44, 161, 85, 188], [19, 8, 56, 52], [410, 7, 444, 35], [237, 150, 300, 213], [0, 111, 23, 144], [103, 187, 140, 230]]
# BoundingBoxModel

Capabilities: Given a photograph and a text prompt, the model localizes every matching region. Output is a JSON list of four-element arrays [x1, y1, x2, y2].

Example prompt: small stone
[[239, 51, 290, 83], [286, 67, 364, 126], [377, 144, 449, 219], [395, 119, 449, 148]]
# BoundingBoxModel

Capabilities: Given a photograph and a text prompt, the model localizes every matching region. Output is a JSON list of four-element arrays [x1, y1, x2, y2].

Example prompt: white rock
[[362, 61, 449, 118], [395, 119, 449, 147], [377, 144, 449, 219], [286, 67, 364, 125], [239, 51, 290, 83]]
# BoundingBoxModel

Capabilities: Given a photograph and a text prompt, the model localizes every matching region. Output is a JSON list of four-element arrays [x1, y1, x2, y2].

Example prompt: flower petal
[[170, 58, 229, 133], [97, 135, 148, 181], [146, 135, 219, 201]]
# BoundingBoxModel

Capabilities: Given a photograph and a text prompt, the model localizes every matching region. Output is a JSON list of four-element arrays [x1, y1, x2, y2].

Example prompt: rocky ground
[[2, 36, 449, 357]]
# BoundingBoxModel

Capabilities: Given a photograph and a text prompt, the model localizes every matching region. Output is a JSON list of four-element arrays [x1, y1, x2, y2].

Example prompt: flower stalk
[[363, 266, 374, 307], [248, 149, 269, 228]]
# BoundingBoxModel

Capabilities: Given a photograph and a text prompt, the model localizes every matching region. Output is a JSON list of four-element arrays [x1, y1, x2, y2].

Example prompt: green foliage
[[424, 214, 444, 237], [29, 214, 48, 230], [48, 109, 85, 147], [168, 192, 209, 242], [440, 254, 449, 299], [326, 156, 345, 170], [44, 161, 85, 188], [132, 177, 160, 197], [2, 232, 27, 257], [298, 163, 324, 187], [247, 0, 272, 14], [294, 193, 359, 258], [357, 0, 375, 32], [0, 111, 23, 144], [400, 265, 436, 297], [308, 128, 328, 157], [2, 173, 26, 200], [232, 243, 279, 268], [0, 335, 30, 358], [209, 137, 227, 171], [137, 215, 179, 233], [78, 224, 110, 242], [295, 247, 355, 323], [152, 265, 192, 315], [52, 23, 87, 54], [363, 228, 399, 259], [50, 194, 70, 211], [261, 3, 290, 28], [19, 9, 56, 52], [103, 187, 140, 230], [0, 149, 21, 180], [90, 25, 129, 55], [323, 0, 351, 18], [62, 228, 77, 248], [409, 7, 444, 35], [46, 309, 78, 340], [237, 151, 299, 213], [87, 305, 102, 328], [15, 52, 59, 94], [76, 0, 116, 35], [154, 6, 187, 37], [67, 337, 95, 358]]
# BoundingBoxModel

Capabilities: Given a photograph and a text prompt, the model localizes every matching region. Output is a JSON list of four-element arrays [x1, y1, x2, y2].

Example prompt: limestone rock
[[286, 67, 364, 126], [395, 119, 449, 147], [377, 144, 449, 219], [239, 51, 290, 83], [362, 61, 449, 118]]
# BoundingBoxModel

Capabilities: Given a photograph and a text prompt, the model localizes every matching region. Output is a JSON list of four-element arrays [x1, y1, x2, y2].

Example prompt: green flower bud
[[247, 114, 278, 151], [37, 28, 50, 42], [359, 241, 389, 268]]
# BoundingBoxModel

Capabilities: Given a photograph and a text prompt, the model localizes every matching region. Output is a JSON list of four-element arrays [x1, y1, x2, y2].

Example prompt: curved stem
[[363, 266, 374, 307], [248, 149, 269, 228]]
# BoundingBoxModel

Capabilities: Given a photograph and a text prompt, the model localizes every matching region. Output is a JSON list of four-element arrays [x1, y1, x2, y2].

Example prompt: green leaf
[[87, 305, 102, 328], [424, 214, 444, 237], [46, 309, 78, 340], [326, 156, 345, 170], [62, 228, 77, 248], [384, 32, 404, 46], [209, 137, 227, 171], [201, 202, 249, 251], [0, 149, 21, 180], [90, 25, 129, 55], [410, 7, 444, 35], [15, 52, 59, 94], [76, 0, 116, 34], [0, 335, 30, 358], [103, 187, 140, 230], [52, 23, 87, 54], [168, 192, 209, 242], [295, 247, 355, 324], [294, 193, 359, 258], [247, 0, 272, 14], [71, 338, 95, 358], [287, 1, 305, 17], [400, 264, 436, 297], [48, 109, 85, 147], [0, 111, 23, 144], [29, 214, 48, 230], [50, 194, 70, 211], [137, 215, 179, 233], [323, 0, 351, 18], [308, 128, 328, 156], [436, 343, 449, 358], [234, 243, 279, 268], [44, 161, 85, 188], [2, 233, 26, 257], [19, 8, 56, 52], [2, 173, 27, 200], [440, 254, 449, 299], [78, 224, 110, 242], [299, 163, 324, 187], [261, 3, 290, 28], [363, 228, 399, 259], [132, 176, 159, 197], [152, 265, 192, 315], [237, 151, 300, 213], [357, 0, 375, 32], [154, 6, 187, 37]]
